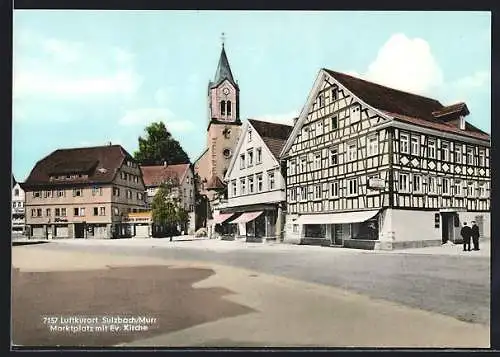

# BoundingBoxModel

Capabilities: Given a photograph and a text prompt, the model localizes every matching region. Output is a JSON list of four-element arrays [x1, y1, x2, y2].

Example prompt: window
[[399, 173, 409, 192], [479, 150, 485, 166], [100, 207, 106, 216], [400, 133, 409, 154], [467, 147, 474, 165], [411, 136, 420, 155], [127, 190, 133, 199], [329, 147, 338, 166], [318, 93, 325, 107], [46, 208, 51, 217], [220, 101, 226, 115], [442, 178, 450, 195], [290, 188, 297, 201], [454, 145, 462, 163], [299, 187, 307, 201], [137, 192, 143, 200], [227, 100, 232, 116], [248, 176, 254, 193], [33, 191, 41, 198], [347, 142, 357, 161], [317, 121, 323, 135], [240, 154, 245, 169], [93, 207, 99, 216], [289, 159, 296, 175], [441, 141, 449, 161], [367, 135, 378, 156], [331, 88, 338, 101], [92, 186, 102, 196], [300, 156, 307, 173], [240, 178, 246, 195], [113, 187, 120, 196], [247, 150, 254, 167], [55, 208, 60, 217], [248, 129, 252, 142], [467, 181, 475, 197], [268, 171, 276, 190], [61, 208, 66, 216], [428, 140, 436, 159], [256, 147, 262, 164], [73, 188, 82, 197], [314, 152, 322, 170], [479, 182, 487, 198], [57, 190, 65, 197], [331, 116, 338, 130], [330, 181, 339, 198], [314, 185, 321, 200], [231, 180, 237, 196], [37, 208, 42, 217], [413, 175, 422, 193], [454, 179, 462, 196], [367, 174, 379, 194], [293, 224, 299, 233], [31, 209, 36, 217], [74, 208, 79, 216], [348, 178, 358, 196], [14, 189, 19, 196], [350, 104, 361, 123], [257, 174, 263, 192]]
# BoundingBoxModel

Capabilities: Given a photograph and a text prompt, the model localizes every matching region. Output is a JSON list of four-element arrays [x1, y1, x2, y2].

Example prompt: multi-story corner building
[[280, 69, 490, 250], [194, 41, 243, 229], [139, 163, 196, 234], [12, 179, 26, 235], [23, 144, 147, 239], [220, 119, 292, 242]]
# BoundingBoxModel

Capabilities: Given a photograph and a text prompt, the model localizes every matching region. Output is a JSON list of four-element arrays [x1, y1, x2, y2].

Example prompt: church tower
[[194, 37, 242, 202]]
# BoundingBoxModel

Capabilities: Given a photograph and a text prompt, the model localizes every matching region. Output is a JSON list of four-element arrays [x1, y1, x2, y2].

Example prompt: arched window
[[226, 100, 232, 116], [220, 101, 226, 115]]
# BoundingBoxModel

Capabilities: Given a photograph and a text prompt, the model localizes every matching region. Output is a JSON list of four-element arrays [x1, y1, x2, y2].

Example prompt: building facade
[[194, 41, 243, 229], [23, 144, 147, 239], [12, 181, 26, 235], [280, 69, 490, 250], [140, 163, 196, 234], [219, 119, 292, 242]]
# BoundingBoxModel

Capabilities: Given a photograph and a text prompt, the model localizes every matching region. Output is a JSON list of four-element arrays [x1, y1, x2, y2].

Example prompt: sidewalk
[[369, 239, 490, 258]]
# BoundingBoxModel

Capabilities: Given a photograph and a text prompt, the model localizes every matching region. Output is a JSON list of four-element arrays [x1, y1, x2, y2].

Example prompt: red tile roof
[[248, 119, 293, 159], [140, 164, 190, 187], [23, 145, 133, 188], [432, 102, 469, 118]]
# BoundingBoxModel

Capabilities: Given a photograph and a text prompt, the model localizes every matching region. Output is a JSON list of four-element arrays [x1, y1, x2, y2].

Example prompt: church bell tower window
[[220, 101, 226, 116], [227, 100, 232, 116]]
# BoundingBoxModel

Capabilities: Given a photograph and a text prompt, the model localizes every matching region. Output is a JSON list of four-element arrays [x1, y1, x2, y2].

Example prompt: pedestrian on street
[[460, 222, 472, 252], [471, 221, 480, 251]]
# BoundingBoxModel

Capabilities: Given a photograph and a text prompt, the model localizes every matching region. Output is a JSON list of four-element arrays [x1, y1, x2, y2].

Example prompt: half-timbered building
[[280, 69, 490, 250]]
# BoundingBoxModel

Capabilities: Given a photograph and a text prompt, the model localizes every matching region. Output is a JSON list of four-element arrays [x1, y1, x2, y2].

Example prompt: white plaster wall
[[283, 214, 301, 244], [228, 190, 286, 207], [458, 211, 491, 239], [383, 209, 441, 242]]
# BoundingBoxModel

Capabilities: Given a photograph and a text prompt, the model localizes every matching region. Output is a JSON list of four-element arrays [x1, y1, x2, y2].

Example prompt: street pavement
[[39, 237, 490, 327], [11, 244, 490, 348]]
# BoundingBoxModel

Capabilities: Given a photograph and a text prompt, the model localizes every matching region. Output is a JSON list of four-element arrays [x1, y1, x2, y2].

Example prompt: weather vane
[[221, 32, 226, 47]]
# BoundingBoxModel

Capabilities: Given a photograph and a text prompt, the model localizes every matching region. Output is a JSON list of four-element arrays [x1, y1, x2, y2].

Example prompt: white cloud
[[453, 70, 490, 89], [154, 87, 172, 106], [41, 38, 84, 63], [252, 110, 299, 125], [118, 108, 195, 133]]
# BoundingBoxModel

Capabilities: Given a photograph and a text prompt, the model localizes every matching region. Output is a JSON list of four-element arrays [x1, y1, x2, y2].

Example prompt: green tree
[[151, 182, 178, 241], [134, 121, 190, 165]]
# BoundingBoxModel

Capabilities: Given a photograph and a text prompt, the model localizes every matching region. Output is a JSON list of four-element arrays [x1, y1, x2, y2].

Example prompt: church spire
[[212, 33, 236, 87]]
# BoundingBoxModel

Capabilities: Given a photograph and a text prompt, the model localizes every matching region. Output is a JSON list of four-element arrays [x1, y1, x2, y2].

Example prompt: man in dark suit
[[460, 222, 472, 252], [471, 221, 480, 251]]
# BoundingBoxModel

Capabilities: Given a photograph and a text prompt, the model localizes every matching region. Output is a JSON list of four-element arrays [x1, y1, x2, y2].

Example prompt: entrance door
[[332, 224, 343, 246], [440, 213, 454, 244], [74, 223, 85, 238]]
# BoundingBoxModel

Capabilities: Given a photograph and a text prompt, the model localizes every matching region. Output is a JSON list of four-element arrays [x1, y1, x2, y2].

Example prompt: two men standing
[[460, 221, 480, 252]]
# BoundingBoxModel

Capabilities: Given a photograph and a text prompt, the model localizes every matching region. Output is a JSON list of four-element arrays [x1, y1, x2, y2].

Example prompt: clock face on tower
[[223, 88, 230, 95]]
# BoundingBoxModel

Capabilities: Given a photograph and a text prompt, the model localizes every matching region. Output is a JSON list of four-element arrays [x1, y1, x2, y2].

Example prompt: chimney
[[459, 116, 466, 130]]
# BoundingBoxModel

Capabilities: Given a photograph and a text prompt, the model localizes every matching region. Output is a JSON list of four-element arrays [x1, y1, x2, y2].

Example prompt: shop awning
[[212, 213, 235, 225], [228, 211, 263, 224], [294, 210, 379, 225]]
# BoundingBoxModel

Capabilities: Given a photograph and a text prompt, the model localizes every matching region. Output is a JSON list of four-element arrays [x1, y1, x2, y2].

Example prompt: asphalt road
[[38, 241, 490, 326]]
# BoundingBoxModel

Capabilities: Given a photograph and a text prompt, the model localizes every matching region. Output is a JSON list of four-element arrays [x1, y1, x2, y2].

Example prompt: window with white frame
[[413, 174, 422, 193], [331, 116, 338, 130], [99, 207, 106, 216], [454, 179, 462, 196], [479, 149, 485, 166], [411, 136, 420, 155], [467, 147, 474, 165], [347, 142, 357, 162], [428, 139, 436, 159], [331, 88, 338, 101], [300, 156, 307, 173], [441, 141, 449, 161], [400, 133, 409, 154], [290, 188, 297, 201], [61, 208, 66, 216], [293, 224, 299, 233], [57, 190, 65, 197], [31, 209, 36, 217], [289, 159, 296, 175], [74, 207, 85, 216], [479, 182, 487, 198], [268, 171, 276, 190], [231, 180, 237, 197], [330, 181, 339, 197], [256, 147, 262, 164], [467, 181, 475, 197], [329, 146, 338, 166], [92, 186, 103, 196], [399, 173, 409, 192], [248, 176, 254, 193], [46, 208, 51, 217], [55, 208, 61, 217], [240, 154, 245, 169], [442, 178, 450, 195], [314, 152, 322, 170], [367, 135, 378, 156], [318, 93, 325, 107], [347, 178, 358, 196], [314, 185, 321, 200], [247, 150, 254, 167], [317, 121, 323, 135], [257, 173, 263, 192], [73, 188, 82, 197], [240, 178, 246, 195], [455, 145, 462, 164], [299, 187, 307, 201]]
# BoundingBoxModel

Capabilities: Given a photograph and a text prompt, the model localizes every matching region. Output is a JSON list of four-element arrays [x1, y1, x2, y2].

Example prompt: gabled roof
[[206, 174, 225, 190], [432, 102, 470, 119], [140, 163, 190, 187], [248, 119, 293, 159], [210, 45, 238, 89], [24, 144, 133, 188]]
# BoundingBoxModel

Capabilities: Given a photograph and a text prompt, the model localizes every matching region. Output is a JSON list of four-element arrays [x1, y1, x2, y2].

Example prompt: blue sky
[[13, 11, 491, 181]]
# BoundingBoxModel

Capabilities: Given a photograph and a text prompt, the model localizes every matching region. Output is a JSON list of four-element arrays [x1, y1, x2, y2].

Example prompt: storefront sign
[[54, 218, 68, 222], [434, 213, 440, 228], [368, 178, 385, 189]]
